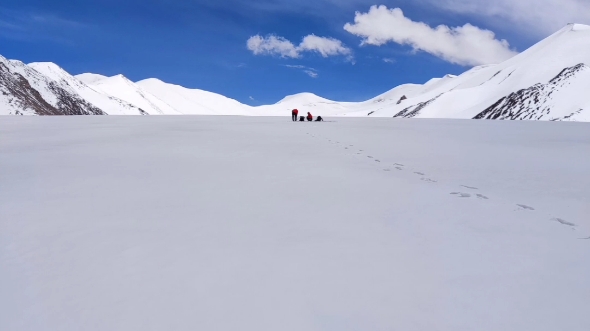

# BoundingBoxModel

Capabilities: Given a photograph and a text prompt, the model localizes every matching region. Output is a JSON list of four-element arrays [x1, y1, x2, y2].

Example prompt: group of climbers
[[291, 109, 323, 122]]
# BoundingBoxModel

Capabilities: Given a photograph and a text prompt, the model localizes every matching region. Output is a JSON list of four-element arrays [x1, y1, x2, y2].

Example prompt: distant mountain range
[[1, 24, 589, 121]]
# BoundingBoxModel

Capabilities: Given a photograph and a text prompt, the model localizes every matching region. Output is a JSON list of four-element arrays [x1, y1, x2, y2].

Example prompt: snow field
[[1, 116, 589, 331]]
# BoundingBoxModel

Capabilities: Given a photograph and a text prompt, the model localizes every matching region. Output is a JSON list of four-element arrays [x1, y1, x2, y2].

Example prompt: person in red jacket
[[291, 109, 299, 122], [307, 112, 313, 121]]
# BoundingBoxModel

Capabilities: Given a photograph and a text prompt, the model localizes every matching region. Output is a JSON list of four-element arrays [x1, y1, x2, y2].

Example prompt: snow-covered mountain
[[88, 74, 181, 115], [382, 24, 590, 121], [0, 55, 105, 115], [29, 63, 147, 116], [136, 78, 254, 116], [3, 115, 589, 331], [1, 24, 590, 121]]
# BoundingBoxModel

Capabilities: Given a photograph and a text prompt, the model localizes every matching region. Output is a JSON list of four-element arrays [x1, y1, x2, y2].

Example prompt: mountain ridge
[[1, 24, 589, 121]]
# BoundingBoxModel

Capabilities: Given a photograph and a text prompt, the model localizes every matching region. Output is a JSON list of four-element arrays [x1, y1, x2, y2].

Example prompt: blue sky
[[1, 0, 587, 105]]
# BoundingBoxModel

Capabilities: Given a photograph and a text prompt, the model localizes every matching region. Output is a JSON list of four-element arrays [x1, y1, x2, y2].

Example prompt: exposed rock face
[[394, 94, 443, 118], [474, 64, 589, 121], [0, 57, 105, 115], [0, 61, 59, 115], [396, 95, 407, 105]]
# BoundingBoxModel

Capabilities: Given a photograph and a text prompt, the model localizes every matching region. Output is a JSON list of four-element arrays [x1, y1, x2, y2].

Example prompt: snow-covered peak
[[424, 74, 455, 86], [8, 59, 26, 67], [95, 74, 136, 86], [136, 78, 253, 115], [29, 62, 64, 72], [76, 73, 108, 85], [137, 78, 165, 85], [569, 23, 590, 32], [29, 62, 74, 83], [84, 74, 180, 115], [276, 92, 336, 105]]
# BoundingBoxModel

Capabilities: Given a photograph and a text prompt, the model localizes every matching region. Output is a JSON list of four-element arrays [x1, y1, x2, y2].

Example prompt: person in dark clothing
[[307, 112, 313, 121], [291, 109, 299, 121], [315, 116, 324, 122]]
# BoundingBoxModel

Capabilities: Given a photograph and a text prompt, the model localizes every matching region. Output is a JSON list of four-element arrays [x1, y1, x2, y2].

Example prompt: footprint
[[421, 178, 437, 183], [476, 194, 489, 200], [395, 167, 403, 171], [374, 160, 381, 163], [349, 145, 354, 147], [414, 172, 425, 176], [345, 147, 349, 149], [367, 156, 374, 159], [551, 218, 576, 227], [451, 192, 471, 198], [394, 163, 404, 166], [461, 185, 479, 190], [383, 169, 391, 172], [579, 237, 590, 240], [517, 204, 535, 211]]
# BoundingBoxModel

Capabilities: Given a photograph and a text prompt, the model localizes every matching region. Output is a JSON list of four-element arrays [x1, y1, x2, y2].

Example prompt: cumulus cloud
[[247, 35, 299, 58], [422, 0, 590, 36], [298, 35, 352, 57], [247, 34, 352, 60], [344, 6, 517, 66]]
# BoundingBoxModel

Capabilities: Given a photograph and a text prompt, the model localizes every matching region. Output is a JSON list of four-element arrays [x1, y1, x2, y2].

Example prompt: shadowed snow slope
[[1, 117, 589, 330], [1, 24, 590, 120]]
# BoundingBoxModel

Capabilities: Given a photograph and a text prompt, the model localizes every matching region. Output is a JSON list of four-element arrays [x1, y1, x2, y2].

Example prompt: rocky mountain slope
[[1, 56, 105, 115]]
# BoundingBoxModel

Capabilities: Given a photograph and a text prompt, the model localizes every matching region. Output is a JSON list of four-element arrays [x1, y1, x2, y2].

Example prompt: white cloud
[[247, 35, 299, 58], [343, 6, 517, 66], [298, 35, 352, 57], [247, 34, 352, 60], [284, 65, 319, 78], [304, 70, 318, 78], [284, 65, 308, 69], [383, 58, 396, 64], [422, 0, 590, 36], [249, 96, 255, 101]]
